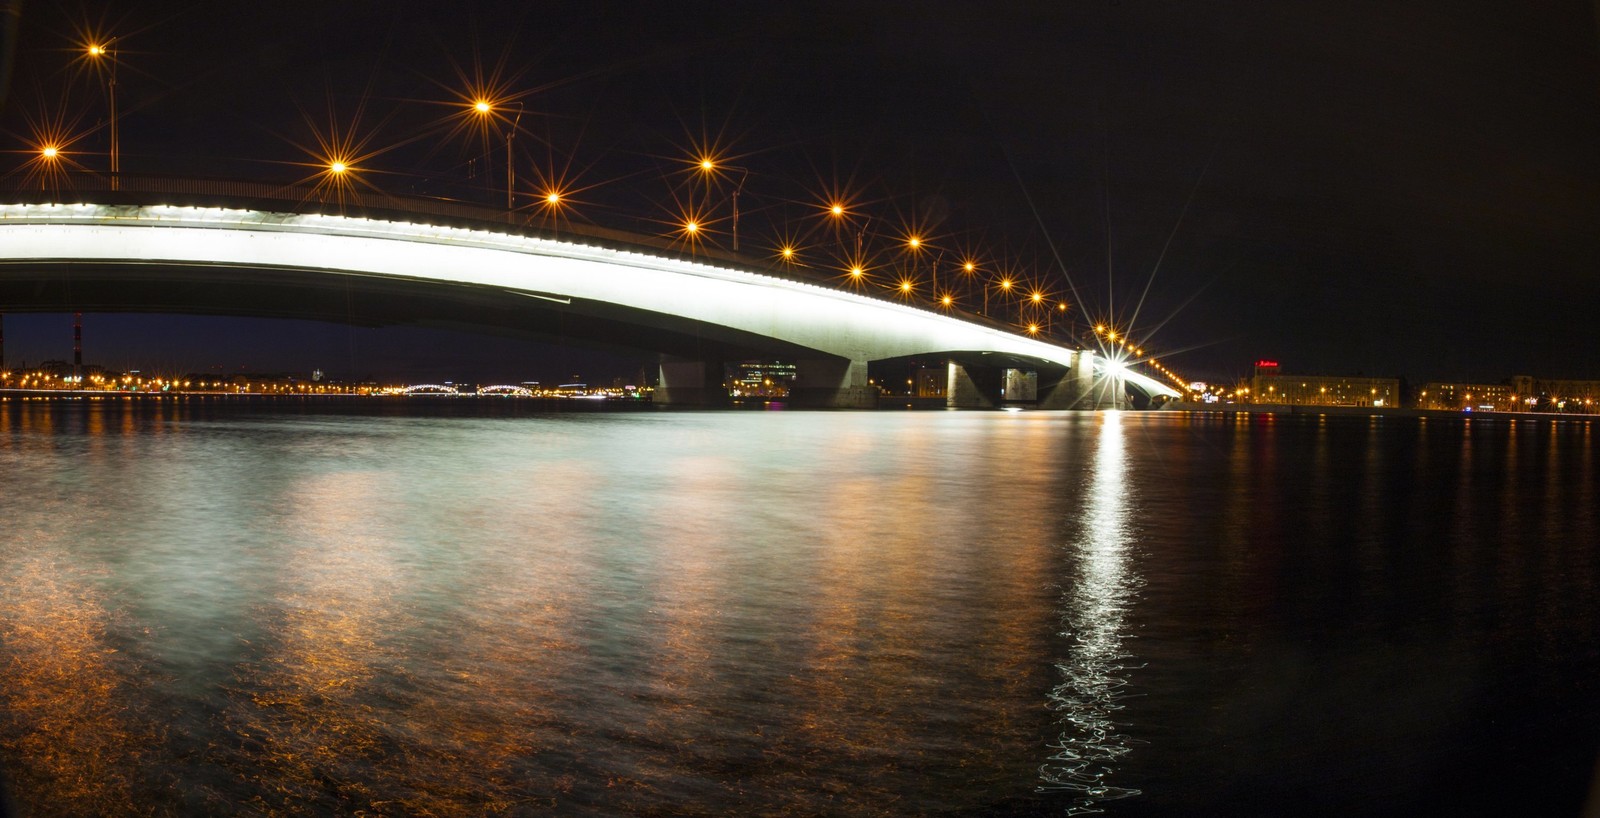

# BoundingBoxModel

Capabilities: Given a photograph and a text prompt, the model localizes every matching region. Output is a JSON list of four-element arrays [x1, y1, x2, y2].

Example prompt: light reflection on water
[[0, 556, 156, 815], [2, 401, 1598, 816], [0, 403, 1072, 816], [1041, 410, 1143, 812]]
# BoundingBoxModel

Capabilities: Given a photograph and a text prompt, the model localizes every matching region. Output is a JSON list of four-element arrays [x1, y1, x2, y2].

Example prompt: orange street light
[[84, 39, 120, 186]]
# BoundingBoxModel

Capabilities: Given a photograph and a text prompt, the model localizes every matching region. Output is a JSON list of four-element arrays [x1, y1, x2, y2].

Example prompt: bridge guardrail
[[0, 171, 1079, 344]]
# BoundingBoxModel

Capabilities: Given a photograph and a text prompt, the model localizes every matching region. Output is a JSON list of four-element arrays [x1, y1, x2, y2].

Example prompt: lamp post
[[697, 159, 749, 251], [902, 234, 926, 305], [37, 145, 60, 192], [990, 276, 1012, 318], [469, 98, 520, 218], [961, 259, 977, 310], [505, 102, 522, 220], [86, 42, 118, 188], [726, 166, 749, 251]]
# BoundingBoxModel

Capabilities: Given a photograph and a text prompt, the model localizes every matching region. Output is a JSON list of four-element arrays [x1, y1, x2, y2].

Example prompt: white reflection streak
[[1041, 411, 1142, 812]]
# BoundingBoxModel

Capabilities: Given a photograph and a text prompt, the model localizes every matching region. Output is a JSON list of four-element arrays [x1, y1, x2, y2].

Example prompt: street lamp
[[697, 157, 750, 251], [505, 102, 523, 217], [469, 98, 521, 217], [901, 233, 928, 303], [85, 40, 119, 188], [990, 276, 1013, 318]]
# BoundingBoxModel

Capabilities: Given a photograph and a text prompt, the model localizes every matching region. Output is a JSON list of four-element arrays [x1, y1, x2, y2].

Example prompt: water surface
[[0, 400, 1596, 816]]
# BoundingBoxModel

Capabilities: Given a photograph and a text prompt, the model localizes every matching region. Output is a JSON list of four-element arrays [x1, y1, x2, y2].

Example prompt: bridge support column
[[654, 357, 727, 407], [1031, 351, 1105, 410], [1037, 366, 1082, 409], [790, 357, 876, 409], [1072, 351, 1129, 410], [946, 362, 1001, 409]]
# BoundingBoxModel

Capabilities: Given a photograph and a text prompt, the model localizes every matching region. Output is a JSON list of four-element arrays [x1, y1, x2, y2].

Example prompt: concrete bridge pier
[[946, 362, 1003, 409], [789, 357, 877, 409], [1073, 351, 1130, 410], [655, 356, 728, 407], [1037, 367, 1082, 409], [1032, 351, 1130, 410]]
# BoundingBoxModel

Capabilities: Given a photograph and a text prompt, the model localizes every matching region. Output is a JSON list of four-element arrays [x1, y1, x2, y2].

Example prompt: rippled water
[[1, 399, 1597, 816]]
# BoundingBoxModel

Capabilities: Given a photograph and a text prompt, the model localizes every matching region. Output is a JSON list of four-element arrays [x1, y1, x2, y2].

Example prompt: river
[[0, 398, 1595, 816]]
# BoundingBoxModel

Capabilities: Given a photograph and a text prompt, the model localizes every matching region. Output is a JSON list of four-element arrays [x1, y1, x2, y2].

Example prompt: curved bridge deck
[[0, 175, 1178, 409]]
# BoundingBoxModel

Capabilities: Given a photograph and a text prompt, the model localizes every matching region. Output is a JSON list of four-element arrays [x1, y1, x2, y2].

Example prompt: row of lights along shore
[[18, 31, 1186, 390]]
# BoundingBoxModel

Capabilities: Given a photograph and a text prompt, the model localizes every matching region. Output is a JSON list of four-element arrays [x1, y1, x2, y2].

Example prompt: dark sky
[[3, 1, 1599, 384]]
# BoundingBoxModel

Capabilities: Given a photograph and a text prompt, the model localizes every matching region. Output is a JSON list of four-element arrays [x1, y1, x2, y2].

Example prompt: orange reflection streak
[[376, 460, 597, 813], [211, 472, 410, 814], [600, 454, 732, 807], [733, 416, 1060, 813], [768, 470, 917, 814], [0, 557, 153, 814]]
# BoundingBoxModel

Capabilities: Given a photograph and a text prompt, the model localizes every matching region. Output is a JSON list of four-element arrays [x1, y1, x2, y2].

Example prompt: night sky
[[2, 1, 1598, 384]]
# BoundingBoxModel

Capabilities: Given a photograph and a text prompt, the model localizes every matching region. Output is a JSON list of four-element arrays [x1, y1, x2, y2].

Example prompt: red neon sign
[[1255, 360, 1280, 368]]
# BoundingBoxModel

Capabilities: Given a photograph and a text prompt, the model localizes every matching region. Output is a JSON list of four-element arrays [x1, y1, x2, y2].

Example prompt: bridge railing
[[2, 171, 685, 256], [1, 171, 1069, 343]]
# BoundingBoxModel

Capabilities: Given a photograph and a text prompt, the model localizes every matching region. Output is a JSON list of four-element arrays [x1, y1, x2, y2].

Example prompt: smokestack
[[73, 311, 82, 382]]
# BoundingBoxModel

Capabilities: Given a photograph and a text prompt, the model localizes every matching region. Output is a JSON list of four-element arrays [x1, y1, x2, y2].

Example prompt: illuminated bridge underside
[[0, 204, 1175, 407]]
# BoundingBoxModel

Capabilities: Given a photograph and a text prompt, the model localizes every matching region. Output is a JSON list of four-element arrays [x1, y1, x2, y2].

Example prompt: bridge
[[400, 384, 461, 396], [0, 176, 1178, 409]]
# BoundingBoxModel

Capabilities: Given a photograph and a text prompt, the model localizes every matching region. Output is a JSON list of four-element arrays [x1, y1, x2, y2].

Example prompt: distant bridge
[[476, 385, 533, 396], [0, 176, 1178, 409]]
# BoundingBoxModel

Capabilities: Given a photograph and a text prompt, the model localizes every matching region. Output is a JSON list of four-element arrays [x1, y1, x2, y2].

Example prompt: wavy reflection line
[[0, 556, 155, 816], [1041, 411, 1143, 813], [210, 472, 408, 815]]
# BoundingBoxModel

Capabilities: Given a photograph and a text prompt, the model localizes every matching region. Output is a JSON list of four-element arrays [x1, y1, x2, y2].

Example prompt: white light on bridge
[[0, 203, 1180, 402]]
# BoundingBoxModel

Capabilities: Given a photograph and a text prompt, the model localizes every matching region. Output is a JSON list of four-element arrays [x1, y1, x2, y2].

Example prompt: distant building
[[1244, 360, 1398, 407], [1418, 382, 1515, 411], [1509, 375, 1600, 412], [728, 360, 797, 397]]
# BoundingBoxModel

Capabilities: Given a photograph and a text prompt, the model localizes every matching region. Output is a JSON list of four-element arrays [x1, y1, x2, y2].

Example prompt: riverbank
[[1167, 401, 1597, 422]]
